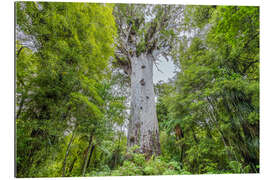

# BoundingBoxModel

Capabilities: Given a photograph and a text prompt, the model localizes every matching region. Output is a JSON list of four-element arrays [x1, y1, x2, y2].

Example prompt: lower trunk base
[[140, 129, 161, 159]]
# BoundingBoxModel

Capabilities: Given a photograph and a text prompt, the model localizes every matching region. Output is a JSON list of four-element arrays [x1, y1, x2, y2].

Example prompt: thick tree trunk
[[127, 53, 160, 158]]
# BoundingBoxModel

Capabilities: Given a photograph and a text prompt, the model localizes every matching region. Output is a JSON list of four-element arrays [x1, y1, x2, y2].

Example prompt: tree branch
[[114, 54, 131, 76], [16, 46, 25, 57], [149, 53, 163, 73], [242, 60, 259, 74]]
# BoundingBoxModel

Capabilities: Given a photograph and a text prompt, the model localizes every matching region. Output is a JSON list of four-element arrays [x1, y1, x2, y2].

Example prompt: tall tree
[[113, 4, 184, 157]]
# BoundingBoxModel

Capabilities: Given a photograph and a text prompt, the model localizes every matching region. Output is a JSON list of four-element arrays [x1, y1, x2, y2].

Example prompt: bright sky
[[153, 57, 179, 84]]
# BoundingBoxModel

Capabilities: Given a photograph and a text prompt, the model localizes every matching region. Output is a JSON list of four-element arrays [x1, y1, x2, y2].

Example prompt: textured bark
[[127, 53, 160, 157]]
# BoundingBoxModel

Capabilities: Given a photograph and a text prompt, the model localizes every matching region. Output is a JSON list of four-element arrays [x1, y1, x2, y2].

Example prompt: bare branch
[[125, 24, 132, 44], [114, 53, 131, 76], [16, 46, 25, 57], [149, 53, 163, 73]]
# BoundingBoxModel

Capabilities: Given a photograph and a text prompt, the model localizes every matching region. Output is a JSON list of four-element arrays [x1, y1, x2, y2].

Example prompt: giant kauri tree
[[113, 4, 184, 157]]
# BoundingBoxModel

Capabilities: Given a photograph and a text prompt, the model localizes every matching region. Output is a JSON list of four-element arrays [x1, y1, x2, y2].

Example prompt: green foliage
[[228, 161, 251, 173], [82, 144, 191, 176], [163, 5, 259, 174], [184, 5, 215, 28], [16, 2, 120, 177], [106, 151, 186, 176]]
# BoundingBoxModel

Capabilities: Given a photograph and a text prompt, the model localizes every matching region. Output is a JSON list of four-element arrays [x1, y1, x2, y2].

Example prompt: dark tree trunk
[[68, 157, 77, 175], [82, 134, 93, 176], [86, 145, 95, 169], [62, 130, 76, 177]]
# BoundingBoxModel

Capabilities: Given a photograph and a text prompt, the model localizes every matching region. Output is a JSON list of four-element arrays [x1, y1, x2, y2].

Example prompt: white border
[[9, 0, 262, 6]]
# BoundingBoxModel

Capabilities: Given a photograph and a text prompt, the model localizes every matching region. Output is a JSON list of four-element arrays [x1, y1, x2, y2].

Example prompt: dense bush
[[85, 146, 192, 176]]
